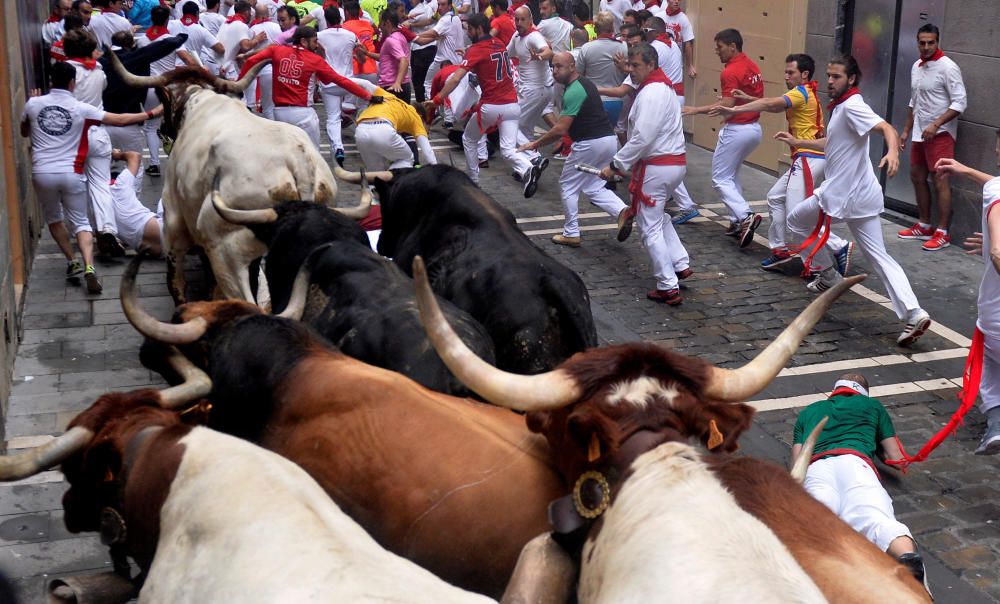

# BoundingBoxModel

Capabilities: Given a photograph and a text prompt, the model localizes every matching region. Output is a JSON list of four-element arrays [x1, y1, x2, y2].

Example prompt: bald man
[[508, 6, 557, 146], [520, 52, 629, 247]]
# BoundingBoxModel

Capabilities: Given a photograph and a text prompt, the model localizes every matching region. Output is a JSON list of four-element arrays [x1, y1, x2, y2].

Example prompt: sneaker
[[551, 234, 581, 247], [144, 164, 161, 177], [676, 268, 694, 280], [511, 170, 523, 183], [523, 165, 541, 198], [897, 310, 931, 347], [761, 248, 798, 272], [66, 260, 83, 278], [671, 209, 701, 225], [531, 155, 550, 176], [805, 267, 843, 294], [647, 288, 682, 305], [334, 149, 345, 167], [974, 414, 1000, 455], [478, 160, 489, 169], [738, 213, 762, 248], [83, 266, 103, 294], [616, 208, 634, 242], [921, 230, 950, 251], [834, 241, 854, 276], [97, 232, 126, 257], [897, 552, 931, 596], [897, 223, 935, 240], [553, 150, 570, 161], [724, 222, 740, 237], [443, 121, 454, 129]]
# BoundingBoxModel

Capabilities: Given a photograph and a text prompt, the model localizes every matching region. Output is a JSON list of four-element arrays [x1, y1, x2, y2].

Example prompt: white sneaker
[[975, 420, 1000, 455], [897, 310, 931, 347]]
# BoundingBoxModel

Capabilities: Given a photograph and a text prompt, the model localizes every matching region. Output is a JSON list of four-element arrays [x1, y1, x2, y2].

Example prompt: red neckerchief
[[827, 86, 860, 112], [830, 387, 862, 398], [250, 17, 269, 25], [181, 14, 199, 25], [665, 6, 681, 16], [226, 13, 247, 23], [146, 24, 170, 39], [655, 32, 672, 46], [637, 67, 672, 92], [69, 57, 99, 70], [596, 33, 615, 40], [323, 0, 339, 7], [47, 11, 62, 22], [918, 48, 944, 67], [518, 27, 539, 37]]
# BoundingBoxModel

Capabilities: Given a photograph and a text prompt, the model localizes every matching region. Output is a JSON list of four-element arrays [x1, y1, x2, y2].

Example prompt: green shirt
[[561, 77, 613, 142], [792, 394, 896, 460]]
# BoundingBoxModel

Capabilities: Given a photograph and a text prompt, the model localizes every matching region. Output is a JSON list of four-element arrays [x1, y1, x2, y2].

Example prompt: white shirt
[[651, 38, 682, 86], [508, 30, 553, 91], [908, 54, 967, 142], [43, 20, 65, 46], [66, 59, 107, 110], [317, 26, 358, 78], [814, 94, 885, 220], [407, 0, 435, 51], [613, 80, 684, 171], [598, 0, 631, 31], [248, 21, 282, 74], [136, 29, 181, 76], [978, 177, 1000, 338], [22, 89, 105, 174], [537, 16, 572, 53], [88, 11, 133, 48], [216, 19, 251, 77], [200, 11, 226, 36], [173, 19, 221, 66], [432, 12, 463, 62], [172, 0, 206, 20], [663, 10, 694, 43]]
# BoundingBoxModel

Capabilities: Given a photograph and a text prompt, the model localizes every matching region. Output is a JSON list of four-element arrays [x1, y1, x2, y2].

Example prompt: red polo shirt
[[721, 52, 764, 124]]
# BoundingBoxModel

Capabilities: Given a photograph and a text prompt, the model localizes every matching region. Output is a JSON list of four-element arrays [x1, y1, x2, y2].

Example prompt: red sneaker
[[921, 230, 950, 251], [898, 223, 935, 240], [647, 288, 683, 305]]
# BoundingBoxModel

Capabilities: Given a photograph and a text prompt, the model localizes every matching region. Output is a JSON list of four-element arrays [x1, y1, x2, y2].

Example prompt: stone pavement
[[0, 115, 997, 602]]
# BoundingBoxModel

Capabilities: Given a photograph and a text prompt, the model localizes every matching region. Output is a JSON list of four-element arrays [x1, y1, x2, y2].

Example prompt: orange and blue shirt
[[782, 83, 825, 160]]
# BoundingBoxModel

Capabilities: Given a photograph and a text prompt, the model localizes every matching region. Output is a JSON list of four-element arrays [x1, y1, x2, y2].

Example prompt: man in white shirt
[[598, 0, 630, 32], [198, 0, 227, 71], [317, 6, 358, 164], [783, 54, 931, 347], [21, 62, 157, 293], [174, 1, 226, 68], [244, 3, 282, 118], [662, 0, 694, 78], [110, 150, 165, 256], [88, 0, 133, 48], [896, 23, 968, 252], [509, 6, 556, 145], [599, 43, 692, 306], [412, 0, 464, 118], [44, 0, 74, 45], [216, 0, 254, 78], [537, 0, 571, 52], [937, 130, 1000, 454]]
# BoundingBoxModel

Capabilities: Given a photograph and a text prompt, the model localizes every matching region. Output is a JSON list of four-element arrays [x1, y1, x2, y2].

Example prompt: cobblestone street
[[1, 117, 997, 602]]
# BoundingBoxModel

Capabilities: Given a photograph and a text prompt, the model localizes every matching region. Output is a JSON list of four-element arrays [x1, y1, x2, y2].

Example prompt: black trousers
[[388, 83, 412, 104], [410, 45, 437, 103]]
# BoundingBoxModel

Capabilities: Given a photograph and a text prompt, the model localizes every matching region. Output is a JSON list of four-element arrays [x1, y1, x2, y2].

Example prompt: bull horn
[[106, 46, 166, 88], [121, 255, 209, 345], [0, 426, 94, 481], [790, 416, 828, 483], [704, 275, 866, 402], [334, 165, 394, 183], [412, 256, 581, 411], [48, 571, 135, 604], [331, 169, 373, 220], [159, 346, 213, 409], [215, 59, 271, 95], [211, 172, 278, 225]]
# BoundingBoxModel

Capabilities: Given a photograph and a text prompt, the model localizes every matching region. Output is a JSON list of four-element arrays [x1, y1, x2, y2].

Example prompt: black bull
[[373, 165, 598, 375]]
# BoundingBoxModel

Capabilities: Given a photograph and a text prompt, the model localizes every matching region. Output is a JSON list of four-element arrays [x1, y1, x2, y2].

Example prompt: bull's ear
[[84, 440, 124, 484], [525, 411, 552, 435], [696, 402, 755, 453]]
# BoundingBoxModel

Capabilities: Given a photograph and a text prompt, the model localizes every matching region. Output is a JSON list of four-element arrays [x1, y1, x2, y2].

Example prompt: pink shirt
[[378, 31, 410, 87]]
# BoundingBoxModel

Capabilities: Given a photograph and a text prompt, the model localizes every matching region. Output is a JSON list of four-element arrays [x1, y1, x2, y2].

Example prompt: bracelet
[[431, 95, 443, 106], [145, 110, 154, 119]]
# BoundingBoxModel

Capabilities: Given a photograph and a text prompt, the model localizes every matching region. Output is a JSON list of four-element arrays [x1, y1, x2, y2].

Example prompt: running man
[[110, 150, 164, 256]]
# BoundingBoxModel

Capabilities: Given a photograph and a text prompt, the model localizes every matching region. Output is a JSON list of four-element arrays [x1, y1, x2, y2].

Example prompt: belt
[[273, 103, 308, 108]]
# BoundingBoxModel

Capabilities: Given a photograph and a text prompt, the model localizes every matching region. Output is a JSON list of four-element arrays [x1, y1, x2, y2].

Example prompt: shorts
[[910, 131, 954, 173], [32, 172, 91, 235], [112, 171, 157, 250]]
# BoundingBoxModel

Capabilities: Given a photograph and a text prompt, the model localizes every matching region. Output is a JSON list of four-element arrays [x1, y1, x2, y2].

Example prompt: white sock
[[918, 222, 932, 229]]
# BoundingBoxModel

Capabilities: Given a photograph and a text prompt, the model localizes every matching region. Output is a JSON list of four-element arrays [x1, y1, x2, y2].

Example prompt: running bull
[[336, 164, 597, 375]]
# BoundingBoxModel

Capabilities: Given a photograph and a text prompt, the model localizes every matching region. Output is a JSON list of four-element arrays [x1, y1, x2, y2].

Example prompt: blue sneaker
[[671, 209, 701, 225], [334, 149, 345, 167], [834, 241, 854, 276], [760, 248, 798, 272]]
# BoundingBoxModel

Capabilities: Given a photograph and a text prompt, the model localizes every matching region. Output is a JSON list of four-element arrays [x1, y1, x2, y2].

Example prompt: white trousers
[[244, 66, 274, 120], [637, 164, 690, 290], [766, 156, 847, 254], [712, 122, 762, 222], [518, 85, 554, 142], [980, 333, 1000, 413], [32, 172, 91, 235], [805, 455, 912, 552], [788, 195, 920, 320], [84, 125, 116, 235], [355, 120, 414, 170], [106, 124, 145, 194], [143, 88, 162, 167], [560, 136, 626, 237], [321, 85, 347, 153], [111, 177, 157, 250], [462, 102, 537, 185], [274, 106, 321, 150], [664, 96, 697, 214]]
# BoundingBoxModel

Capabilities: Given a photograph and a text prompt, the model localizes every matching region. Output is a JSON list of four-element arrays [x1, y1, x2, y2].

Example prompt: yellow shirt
[[782, 83, 825, 159], [357, 89, 428, 138]]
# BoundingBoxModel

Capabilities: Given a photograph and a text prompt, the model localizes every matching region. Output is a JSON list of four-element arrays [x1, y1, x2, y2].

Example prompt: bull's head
[[107, 50, 270, 142], [411, 255, 864, 481]]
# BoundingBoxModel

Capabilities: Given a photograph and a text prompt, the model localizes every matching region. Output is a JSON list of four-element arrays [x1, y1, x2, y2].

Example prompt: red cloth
[[181, 14, 199, 25], [240, 45, 372, 106], [461, 37, 518, 105], [145, 25, 170, 40], [226, 13, 247, 23], [50, 39, 66, 62], [68, 56, 99, 70], [665, 6, 681, 16], [910, 131, 955, 173], [249, 17, 269, 26], [918, 48, 945, 67], [655, 32, 672, 47], [628, 153, 686, 213], [490, 13, 515, 46], [720, 52, 763, 124], [47, 12, 62, 22], [359, 205, 382, 230], [344, 18, 377, 74], [399, 25, 416, 42], [826, 86, 860, 112]]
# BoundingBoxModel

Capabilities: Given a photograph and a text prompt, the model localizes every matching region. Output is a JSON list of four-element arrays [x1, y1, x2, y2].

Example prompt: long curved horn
[[334, 165, 394, 183], [211, 172, 278, 225], [121, 255, 209, 344], [331, 169, 373, 220], [413, 256, 581, 411], [790, 416, 828, 483], [0, 426, 94, 481], [159, 346, 213, 409], [704, 275, 866, 402], [107, 46, 166, 88], [215, 59, 271, 95]]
